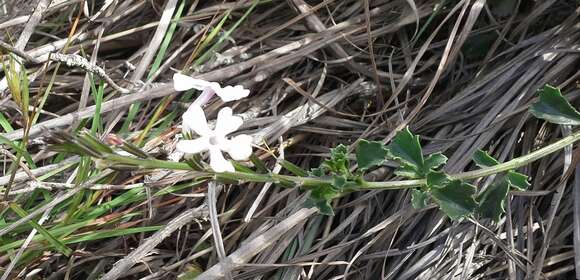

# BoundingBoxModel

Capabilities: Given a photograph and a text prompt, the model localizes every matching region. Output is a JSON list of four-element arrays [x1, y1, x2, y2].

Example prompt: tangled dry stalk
[[0, 0, 579, 279]]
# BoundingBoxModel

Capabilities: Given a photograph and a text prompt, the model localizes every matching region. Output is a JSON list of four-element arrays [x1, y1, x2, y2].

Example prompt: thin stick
[[0, 156, 79, 186], [4, 181, 144, 196], [194, 207, 317, 280], [100, 205, 208, 280], [207, 182, 232, 280], [0, 40, 130, 93], [0, 84, 175, 141]]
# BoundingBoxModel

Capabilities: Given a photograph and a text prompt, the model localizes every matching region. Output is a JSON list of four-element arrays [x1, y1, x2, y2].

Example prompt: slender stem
[[105, 154, 192, 170], [364, 129, 580, 189], [454, 130, 580, 180], [106, 130, 580, 190]]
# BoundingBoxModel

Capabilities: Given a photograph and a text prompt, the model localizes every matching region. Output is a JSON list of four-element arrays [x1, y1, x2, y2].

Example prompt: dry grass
[[0, 0, 579, 279]]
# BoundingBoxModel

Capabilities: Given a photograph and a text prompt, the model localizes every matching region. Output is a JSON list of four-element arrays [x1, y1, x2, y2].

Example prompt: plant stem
[[107, 130, 580, 190], [364, 129, 580, 189], [454, 130, 580, 180]]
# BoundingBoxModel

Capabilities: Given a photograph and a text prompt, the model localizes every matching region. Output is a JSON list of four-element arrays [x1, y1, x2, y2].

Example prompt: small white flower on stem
[[176, 105, 253, 173], [173, 73, 250, 102]]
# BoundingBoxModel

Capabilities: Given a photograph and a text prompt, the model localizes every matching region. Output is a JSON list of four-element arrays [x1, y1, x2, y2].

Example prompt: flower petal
[[215, 107, 243, 136], [182, 104, 211, 136], [176, 138, 210, 154], [226, 134, 253, 161], [215, 85, 250, 102], [173, 73, 212, 91], [209, 146, 234, 172]]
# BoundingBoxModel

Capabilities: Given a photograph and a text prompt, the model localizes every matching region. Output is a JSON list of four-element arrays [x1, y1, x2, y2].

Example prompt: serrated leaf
[[309, 167, 326, 177], [314, 200, 335, 216], [506, 171, 529, 190], [331, 144, 348, 158], [427, 171, 477, 220], [426, 170, 449, 187], [394, 164, 422, 179], [424, 153, 447, 171], [306, 182, 341, 216], [473, 150, 500, 168], [322, 144, 350, 175], [411, 189, 429, 209], [332, 175, 347, 190], [530, 85, 580, 125], [310, 185, 338, 200], [304, 197, 334, 216], [477, 180, 510, 222], [356, 140, 389, 171], [388, 127, 424, 168], [473, 150, 529, 190]]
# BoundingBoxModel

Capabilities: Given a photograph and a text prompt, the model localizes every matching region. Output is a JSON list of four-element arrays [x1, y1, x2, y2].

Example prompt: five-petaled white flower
[[176, 104, 253, 173], [173, 73, 250, 102]]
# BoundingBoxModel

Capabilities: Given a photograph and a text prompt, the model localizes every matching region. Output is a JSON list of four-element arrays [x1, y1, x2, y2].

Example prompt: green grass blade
[[91, 80, 105, 134], [9, 203, 73, 256], [61, 226, 162, 244], [120, 1, 185, 134], [193, 0, 261, 67], [0, 135, 34, 167], [0, 112, 14, 132]]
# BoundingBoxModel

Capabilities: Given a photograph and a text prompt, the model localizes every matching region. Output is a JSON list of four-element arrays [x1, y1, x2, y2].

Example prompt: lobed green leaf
[[388, 127, 424, 169], [477, 180, 510, 222], [388, 128, 447, 179], [530, 85, 580, 125], [411, 189, 429, 209], [356, 140, 388, 171], [473, 150, 530, 190], [427, 171, 477, 220], [424, 153, 448, 171], [472, 150, 530, 220]]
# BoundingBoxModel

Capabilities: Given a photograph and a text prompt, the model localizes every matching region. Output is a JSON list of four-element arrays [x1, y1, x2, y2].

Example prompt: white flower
[[173, 73, 250, 102], [176, 105, 253, 173]]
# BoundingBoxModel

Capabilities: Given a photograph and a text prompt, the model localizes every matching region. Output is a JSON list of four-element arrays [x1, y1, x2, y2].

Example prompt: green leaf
[[0, 135, 34, 167], [425, 170, 449, 186], [427, 171, 477, 220], [473, 150, 529, 190], [313, 200, 334, 216], [530, 85, 580, 125], [411, 189, 429, 209], [305, 183, 340, 216], [394, 164, 422, 179], [10, 203, 73, 256], [388, 127, 424, 168], [473, 150, 500, 167], [332, 175, 348, 190], [308, 167, 325, 177], [424, 153, 448, 171], [506, 171, 529, 190], [304, 196, 335, 216], [387, 128, 446, 178], [311, 144, 352, 179], [250, 154, 268, 173], [356, 140, 388, 171], [280, 160, 307, 177], [477, 180, 510, 222], [324, 144, 349, 175]]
